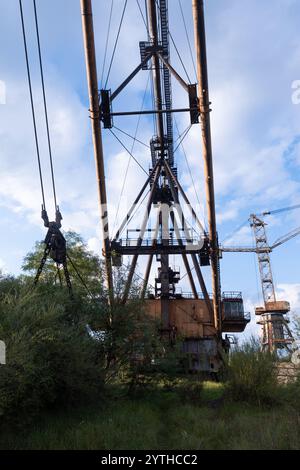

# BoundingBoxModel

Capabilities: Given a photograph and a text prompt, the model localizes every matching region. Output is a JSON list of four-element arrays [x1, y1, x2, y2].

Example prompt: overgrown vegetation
[[1, 381, 300, 450], [0, 233, 175, 427], [225, 338, 279, 406], [0, 285, 105, 426], [1, 232, 300, 449]]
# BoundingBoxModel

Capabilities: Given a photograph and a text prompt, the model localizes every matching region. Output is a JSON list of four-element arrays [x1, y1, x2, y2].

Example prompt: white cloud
[[0, 0, 299, 313], [277, 283, 300, 314], [87, 237, 100, 255]]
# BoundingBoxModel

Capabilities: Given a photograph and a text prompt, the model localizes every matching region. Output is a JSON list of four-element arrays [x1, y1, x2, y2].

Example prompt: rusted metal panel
[[145, 298, 216, 338], [255, 301, 290, 315]]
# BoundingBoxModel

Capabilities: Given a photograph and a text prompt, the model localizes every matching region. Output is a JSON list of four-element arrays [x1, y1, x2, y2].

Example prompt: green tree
[[22, 231, 104, 295], [0, 284, 106, 426]]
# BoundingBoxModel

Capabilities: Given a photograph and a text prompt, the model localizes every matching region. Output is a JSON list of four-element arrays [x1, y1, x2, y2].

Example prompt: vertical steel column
[[141, 211, 160, 299], [80, 0, 114, 304], [192, 0, 221, 333], [147, 0, 165, 145], [147, 0, 170, 329]]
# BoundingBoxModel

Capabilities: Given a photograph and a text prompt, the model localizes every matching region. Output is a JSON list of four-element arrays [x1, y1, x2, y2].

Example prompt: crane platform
[[145, 292, 250, 337]]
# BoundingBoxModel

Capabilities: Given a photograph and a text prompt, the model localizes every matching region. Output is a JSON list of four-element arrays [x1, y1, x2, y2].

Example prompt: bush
[[225, 338, 278, 406], [0, 282, 106, 426]]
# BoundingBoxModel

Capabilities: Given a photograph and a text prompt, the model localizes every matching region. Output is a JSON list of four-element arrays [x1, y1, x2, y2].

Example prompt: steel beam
[[122, 162, 162, 303], [171, 212, 198, 299], [110, 54, 153, 102], [110, 108, 196, 117], [190, 253, 213, 317], [112, 244, 204, 256], [157, 53, 189, 93], [147, 0, 165, 146], [141, 211, 160, 299], [165, 163, 212, 314], [164, 160, 205, 233], [80, 0, 114, 304], [192, 0, 221, 333], [113, 160, 160, 241]]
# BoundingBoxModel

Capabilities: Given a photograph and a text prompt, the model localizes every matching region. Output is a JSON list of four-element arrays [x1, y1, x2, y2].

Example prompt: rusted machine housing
[[145, 292, 250, 373], [255, 301, 291, 350], [255, 301, 290, 316]]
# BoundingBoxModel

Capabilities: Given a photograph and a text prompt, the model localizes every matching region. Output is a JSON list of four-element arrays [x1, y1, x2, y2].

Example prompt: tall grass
[[225, 338, 278, 406], [2, 383, 300, 450]]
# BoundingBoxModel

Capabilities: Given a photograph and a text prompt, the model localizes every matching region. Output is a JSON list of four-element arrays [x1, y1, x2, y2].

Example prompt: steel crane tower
[[81, 0, 250, 372], [250, 214, 294, 353], [221, 205, 300, 354]]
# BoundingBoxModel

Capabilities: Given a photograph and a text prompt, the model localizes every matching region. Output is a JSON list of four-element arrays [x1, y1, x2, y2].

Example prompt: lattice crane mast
[[221, 204, 300, 353], [80, 0, 250, 373]]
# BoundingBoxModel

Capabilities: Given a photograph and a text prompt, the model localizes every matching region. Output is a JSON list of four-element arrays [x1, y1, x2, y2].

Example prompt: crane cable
[[178, 0, 197, 82], [108, 128, 148, 175], [100, 0, 114, 89], [174, 119, 206, 232], [262, 203, 300, 216], [20, 0, 74, 295], [136, 0, 149, 36], [20, 0, 59, 214], [19, 0, 46, 210], [112, 73, 151, 237], [104, 0, 128, 89], [33, 0, 58, 212]]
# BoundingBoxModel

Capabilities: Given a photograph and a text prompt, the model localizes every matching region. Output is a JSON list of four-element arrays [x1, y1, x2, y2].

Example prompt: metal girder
[[250, 215, 276, 304], [164, 160, 205, 233], [192, 0, 221, 334], [141, 211, 160, 299], [171, 212, 198, 299], [121, 162, 162, 303], [113, 160, 160, 242], [80, 0, 114, 304], [147, 0, 165, 146], [164, 162, 212, 312], [112, 243, 205, 256]]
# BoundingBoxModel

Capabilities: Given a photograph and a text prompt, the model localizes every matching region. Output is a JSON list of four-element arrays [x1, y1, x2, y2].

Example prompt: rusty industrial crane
[[80, 0, 250, 373], [221, 205, 300, 354]]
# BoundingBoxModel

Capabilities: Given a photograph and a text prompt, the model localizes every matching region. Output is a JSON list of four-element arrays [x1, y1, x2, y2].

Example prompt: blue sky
[[0, 0, 300, 340]]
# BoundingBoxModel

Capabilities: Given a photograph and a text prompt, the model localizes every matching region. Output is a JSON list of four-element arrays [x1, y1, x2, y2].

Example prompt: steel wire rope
[[136, 0, 150, 36], [173, 124, 192, 155], [118, 189, 151, 240], [100, 0, 114, 89], [67, 253, 96, 300], [178, 0, 197, 82], [33, 0, 58, 212], [109, 129, 148, 176], [113, 126, 150, 149], [19, 0, 46, 209], [221, 219, 250, 245], [104, 0, 128, 89], [173, 119, 206, 233], [111, 73, 151, 237]]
